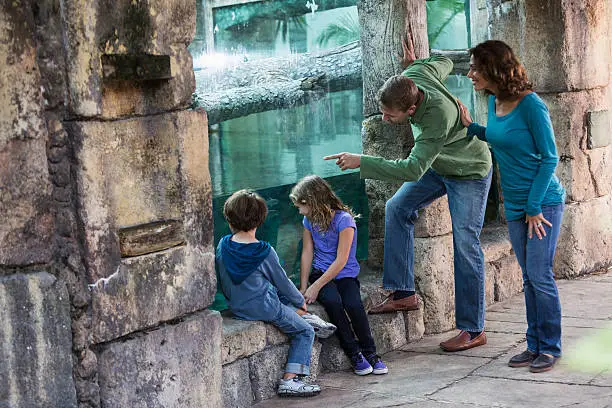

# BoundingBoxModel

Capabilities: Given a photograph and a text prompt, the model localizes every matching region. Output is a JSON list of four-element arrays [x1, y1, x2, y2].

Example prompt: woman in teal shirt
[[458, 40, 565, 373]]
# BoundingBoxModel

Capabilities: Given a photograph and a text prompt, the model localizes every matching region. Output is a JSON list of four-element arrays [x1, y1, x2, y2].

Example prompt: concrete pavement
[[255, 269, 612, 407]]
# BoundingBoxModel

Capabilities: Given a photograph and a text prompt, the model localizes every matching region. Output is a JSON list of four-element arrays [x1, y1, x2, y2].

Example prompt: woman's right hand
[[457, 99, 473, 128]]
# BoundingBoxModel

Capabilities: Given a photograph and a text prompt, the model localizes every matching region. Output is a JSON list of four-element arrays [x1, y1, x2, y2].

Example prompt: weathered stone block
[[222, 359, 254, 408], [69, 110, 211, 281], [0, 4, 45, 146], [0, 139, 54, 268], [306, 341, 323, 380], [90, 246, 216, 343], [97, 310, 222, 408], [0, 273, 77, 408], [541, 89, 612, 202], [494, 255, 523, 302], [265, 323, 290, 346], [368, 311, 407, 354], [319, 335, 352, 372], [222, 317, 266, 365], [403, 296, 425, 342], [414, 196, 452, 238], [490, 0, 610, 92], [248, 345, 289, 402], [587, 110, 611, 149], [481, 225, 513, 263], [414, 235, 455, 334], [61, 0, 196, 118], [555, 196, 612, 278], [0, 6, 54, 268]]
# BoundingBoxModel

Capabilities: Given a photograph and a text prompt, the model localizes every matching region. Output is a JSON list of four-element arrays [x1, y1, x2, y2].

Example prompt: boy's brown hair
[[223, 189, 268, 232]]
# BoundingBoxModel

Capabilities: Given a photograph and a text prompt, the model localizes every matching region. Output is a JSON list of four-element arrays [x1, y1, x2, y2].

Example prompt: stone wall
[[0, 1, 221, 407]]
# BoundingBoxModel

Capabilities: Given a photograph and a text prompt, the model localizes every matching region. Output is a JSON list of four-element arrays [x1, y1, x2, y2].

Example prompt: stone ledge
[[221, 313, 266, 365], [481, 224, 513, 263]]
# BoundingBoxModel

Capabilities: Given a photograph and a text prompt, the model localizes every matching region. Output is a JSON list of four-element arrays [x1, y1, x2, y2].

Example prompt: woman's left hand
[[457, 99, 473, 128], [304, 285, 320, 304], [526, 213, 553, 240]]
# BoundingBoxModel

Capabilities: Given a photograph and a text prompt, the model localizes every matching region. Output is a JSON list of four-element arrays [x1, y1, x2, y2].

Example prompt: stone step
[[220, 224, 520, 407], [220, 295, 424, 407]]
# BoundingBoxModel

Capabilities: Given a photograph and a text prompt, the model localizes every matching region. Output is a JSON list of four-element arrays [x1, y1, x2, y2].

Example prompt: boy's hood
[[219, 235, 271, 285]]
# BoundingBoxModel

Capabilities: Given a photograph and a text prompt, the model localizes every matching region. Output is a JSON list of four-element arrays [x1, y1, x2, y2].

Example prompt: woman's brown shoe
[[529, 354, 559, 373], [508, 350, 537, 367]]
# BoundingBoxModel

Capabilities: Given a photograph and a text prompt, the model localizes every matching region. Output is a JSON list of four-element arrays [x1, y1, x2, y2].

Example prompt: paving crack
[[472, 373, 612, 388]]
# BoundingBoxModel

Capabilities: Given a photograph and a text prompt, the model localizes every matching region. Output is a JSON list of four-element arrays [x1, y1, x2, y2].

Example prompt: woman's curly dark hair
[[470, 40, 533, 100]]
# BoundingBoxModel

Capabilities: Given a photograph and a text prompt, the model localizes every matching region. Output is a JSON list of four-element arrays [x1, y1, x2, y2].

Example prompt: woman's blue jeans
[[383, 168, 492, 332], [507, 203, 564, 357]]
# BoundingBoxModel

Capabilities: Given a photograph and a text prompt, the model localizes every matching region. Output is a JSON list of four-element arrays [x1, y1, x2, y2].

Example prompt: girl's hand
[[299, 285, 308, 295], [304, 285, 320, 304], [457, 99, 473, 127], [526, 213, 552, 240]]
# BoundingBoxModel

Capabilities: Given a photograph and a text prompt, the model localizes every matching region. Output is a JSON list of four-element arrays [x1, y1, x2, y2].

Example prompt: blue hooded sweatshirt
[[216, 235, 305, 321]]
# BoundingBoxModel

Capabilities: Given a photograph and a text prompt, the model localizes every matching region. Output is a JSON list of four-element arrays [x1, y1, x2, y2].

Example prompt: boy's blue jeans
[[269, 297, 315, 375], [383, 168, 492, 332], [507, 203, 564, 357]]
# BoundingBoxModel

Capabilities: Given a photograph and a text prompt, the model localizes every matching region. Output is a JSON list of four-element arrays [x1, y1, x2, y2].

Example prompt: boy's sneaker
[[351, 352, 373, 375], [302, 313, 337, 339], [277, 377, 321, 397], [366, 354, 388, 375]]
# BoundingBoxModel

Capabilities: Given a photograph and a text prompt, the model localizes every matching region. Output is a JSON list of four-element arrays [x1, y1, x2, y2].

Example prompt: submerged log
[[194, 42, 362, 124], [213, 0, 358, 30], [193, 41, 469, 124]]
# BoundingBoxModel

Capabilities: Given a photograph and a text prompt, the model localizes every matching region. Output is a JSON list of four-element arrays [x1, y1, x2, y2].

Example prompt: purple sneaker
[[351, 352, 373, 375], [366, 354, 388, 375]]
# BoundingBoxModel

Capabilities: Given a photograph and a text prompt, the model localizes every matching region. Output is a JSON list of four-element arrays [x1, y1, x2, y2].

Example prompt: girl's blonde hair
[[290, 175, 356, 231]]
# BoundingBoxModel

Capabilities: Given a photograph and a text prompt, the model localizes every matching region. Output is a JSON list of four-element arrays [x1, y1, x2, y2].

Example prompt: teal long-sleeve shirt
[[360, 56, 492, 182], [467, 93, 565, 221]]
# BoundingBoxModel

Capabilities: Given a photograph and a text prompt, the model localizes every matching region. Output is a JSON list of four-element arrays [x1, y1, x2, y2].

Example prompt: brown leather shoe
[[368, 293, 419, 314], [439, 330, 487, 352]]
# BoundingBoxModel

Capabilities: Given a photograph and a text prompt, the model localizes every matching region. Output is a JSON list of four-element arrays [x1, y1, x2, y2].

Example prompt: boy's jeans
[[269, 299, 315, 375], [383, 168, 492, 332], [507, 203, 564, 357], [310, 270, 376, 358]]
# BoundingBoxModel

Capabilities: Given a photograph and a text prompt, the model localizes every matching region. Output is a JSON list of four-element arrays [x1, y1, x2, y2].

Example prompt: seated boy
[[216, 189, 335, 397]]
